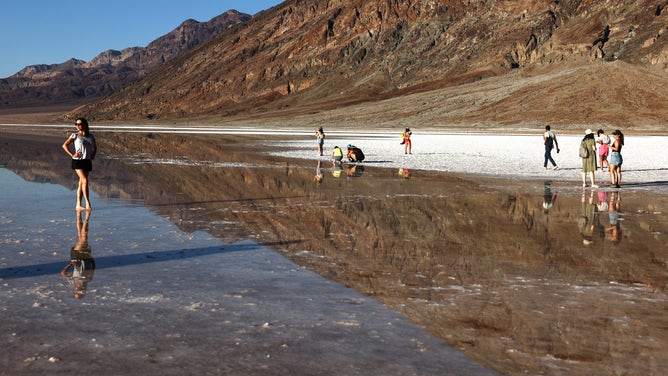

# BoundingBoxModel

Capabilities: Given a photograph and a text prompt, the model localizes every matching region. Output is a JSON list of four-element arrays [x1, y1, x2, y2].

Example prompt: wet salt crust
[[0, 168, 498, 375], [266, 131, 668, 192], [5, 123, 664, 190]]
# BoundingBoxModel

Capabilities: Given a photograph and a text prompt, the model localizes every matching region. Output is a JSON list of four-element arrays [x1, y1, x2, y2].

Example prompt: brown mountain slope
[[75, 0, 668, 130], [0, 10, 250, 108]]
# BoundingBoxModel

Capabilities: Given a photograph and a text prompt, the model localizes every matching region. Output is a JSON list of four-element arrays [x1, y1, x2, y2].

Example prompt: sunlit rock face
[[68, 0, 668, 130]]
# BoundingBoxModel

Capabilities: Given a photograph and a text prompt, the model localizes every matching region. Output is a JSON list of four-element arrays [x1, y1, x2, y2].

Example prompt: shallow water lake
[[1, 129, 667, 375], [1, 166, 504, 376]]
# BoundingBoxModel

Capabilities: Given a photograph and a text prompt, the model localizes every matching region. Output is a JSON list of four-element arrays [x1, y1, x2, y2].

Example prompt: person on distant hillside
[[62, 117, 97, 211], [315, 127, 325, 156], [609, 129, 624, 188], [331, 145, 343, 165], [543, 125, 560, 170], [580, 129, 598, 188], [596, 129, 610, 172], [346, 144, 365, 162], [402, 128, 412, 154]]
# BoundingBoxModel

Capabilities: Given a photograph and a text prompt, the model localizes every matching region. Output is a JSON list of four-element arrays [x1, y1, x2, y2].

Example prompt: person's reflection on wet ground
[[542, 180, 557, 213], [332, 164, 343, 178], [605, 191, 623, 244], [597, 191, 609, 212], [579, 190, 602, 245], [346, 164, 365, 177], [314, 160, 324, 184], [60, 210, 96, 299]]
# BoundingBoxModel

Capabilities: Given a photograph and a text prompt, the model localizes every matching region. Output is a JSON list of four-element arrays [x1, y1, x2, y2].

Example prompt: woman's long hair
[[76, 117, 90, 137], [613, 130, 625, 146]]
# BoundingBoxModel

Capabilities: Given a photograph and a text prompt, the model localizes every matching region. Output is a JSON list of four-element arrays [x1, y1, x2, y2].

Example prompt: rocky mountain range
[[2, 1, 667, 131], [0, 10, 250, 108], [70, 0, 668, 131]]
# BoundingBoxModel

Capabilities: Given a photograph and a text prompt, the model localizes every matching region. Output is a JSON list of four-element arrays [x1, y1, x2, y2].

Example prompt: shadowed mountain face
[[1, 130, 666, 375], [69, 0, 668, 129], [0, 10, 250, 108]]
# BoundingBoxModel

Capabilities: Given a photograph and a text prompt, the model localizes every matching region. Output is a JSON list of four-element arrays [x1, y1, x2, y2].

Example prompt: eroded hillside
[[74, 0, 668, 130]]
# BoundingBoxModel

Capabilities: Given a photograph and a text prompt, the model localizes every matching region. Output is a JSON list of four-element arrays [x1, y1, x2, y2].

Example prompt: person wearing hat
[[346, 144, 365, 162], [609, 130, 624, 188], [581, 129, 598, 188], [543, 125, 560, 170]]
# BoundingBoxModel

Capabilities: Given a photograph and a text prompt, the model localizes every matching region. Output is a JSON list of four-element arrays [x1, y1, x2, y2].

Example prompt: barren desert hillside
[[70, 0, 667, 131]]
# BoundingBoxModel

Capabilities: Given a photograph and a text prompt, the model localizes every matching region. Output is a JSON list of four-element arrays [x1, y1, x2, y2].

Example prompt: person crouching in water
[[346, 145, 365, 162], [331, 145, 343, 165]]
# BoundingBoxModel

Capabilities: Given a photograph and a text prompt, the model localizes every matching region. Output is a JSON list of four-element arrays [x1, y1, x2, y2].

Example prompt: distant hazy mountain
[[0, 10, 251, 108]]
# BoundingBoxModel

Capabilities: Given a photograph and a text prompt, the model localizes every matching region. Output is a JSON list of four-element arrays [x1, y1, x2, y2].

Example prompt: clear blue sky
[[0, 1, 283, 78]]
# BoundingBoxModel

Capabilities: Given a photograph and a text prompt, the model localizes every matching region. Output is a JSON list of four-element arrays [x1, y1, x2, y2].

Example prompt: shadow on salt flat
[[0, 240, 302, 280]]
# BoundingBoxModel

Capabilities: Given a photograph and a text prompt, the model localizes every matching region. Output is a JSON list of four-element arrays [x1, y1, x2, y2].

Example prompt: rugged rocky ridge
[[74, 0, 668, 130], [0, 10, 250, 108]]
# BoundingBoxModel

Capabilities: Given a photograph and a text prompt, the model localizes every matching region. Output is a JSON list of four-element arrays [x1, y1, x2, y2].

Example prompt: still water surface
[[1, 131, 666, 375]]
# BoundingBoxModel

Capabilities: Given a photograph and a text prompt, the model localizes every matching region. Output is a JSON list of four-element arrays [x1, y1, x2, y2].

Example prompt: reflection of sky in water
[[2, 124, 668, 376], [0, 168, 223, 282], [0, 168, 496, 376]]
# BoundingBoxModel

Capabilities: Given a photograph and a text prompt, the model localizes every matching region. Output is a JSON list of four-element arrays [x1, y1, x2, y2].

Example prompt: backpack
[[545, 135, 554, 149], [354, 148, 365, 161], [579, 143, 589, 158]]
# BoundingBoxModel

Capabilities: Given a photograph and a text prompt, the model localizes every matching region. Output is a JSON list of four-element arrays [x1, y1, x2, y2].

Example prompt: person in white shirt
[[62, 117, 97, 211], [543, 125, 560, 170]]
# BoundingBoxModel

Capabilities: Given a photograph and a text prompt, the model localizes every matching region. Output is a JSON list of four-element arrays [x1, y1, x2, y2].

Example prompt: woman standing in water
[[580, 129, 598, 188], [609, 129, 624, 188], [62, 117, 97, 210], [596, 129, 610, 172], [315, 127, 325, 156], [403, 128, 412, 154]]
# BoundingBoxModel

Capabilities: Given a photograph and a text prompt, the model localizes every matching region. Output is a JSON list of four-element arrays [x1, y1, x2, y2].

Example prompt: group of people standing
[[543, 125, 625, 188], [580, 128, 624, 188]]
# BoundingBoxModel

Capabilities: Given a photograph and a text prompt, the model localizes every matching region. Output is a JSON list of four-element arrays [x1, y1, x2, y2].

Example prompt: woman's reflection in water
[[579, 190, 602, 246], [605, 191, 622, 244], [61, 210, 96, 299]]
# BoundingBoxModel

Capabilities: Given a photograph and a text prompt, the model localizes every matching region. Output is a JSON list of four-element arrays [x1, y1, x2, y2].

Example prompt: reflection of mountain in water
[[2, 130, 667, 376]]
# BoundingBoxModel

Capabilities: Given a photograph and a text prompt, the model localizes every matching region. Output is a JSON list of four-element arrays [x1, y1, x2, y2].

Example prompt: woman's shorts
[[333, 156, 343, 162], [71, 159, 93, 172], [609, 152, 622, 166], [598, 144, 609, 156]]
